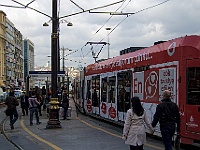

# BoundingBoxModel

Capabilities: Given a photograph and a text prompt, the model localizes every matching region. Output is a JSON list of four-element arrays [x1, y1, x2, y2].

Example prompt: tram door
[[85, 76, 92, 114], [100, 73, 109, 118], [91, 76, 100, 115], [117, 71, 132, 121], [186, 59, 200, 133], [107, 72, 118, 121]]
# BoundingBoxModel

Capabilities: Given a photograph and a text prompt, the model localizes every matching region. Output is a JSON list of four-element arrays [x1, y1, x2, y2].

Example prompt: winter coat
[[122, 109, 154, 146], [28, 97, 40, 108], [152, 98, 180, 132], [5, 96, 19, 110], [20, 95, 29, 108]]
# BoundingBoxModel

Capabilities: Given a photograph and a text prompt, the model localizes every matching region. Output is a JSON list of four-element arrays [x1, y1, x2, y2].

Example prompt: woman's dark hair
[[131, 96, 144, 116]]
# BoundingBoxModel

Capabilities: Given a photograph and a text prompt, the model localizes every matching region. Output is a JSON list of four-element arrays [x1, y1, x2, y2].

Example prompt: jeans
[[30, 107, 40, 125], [63, 106, 68, 119], [9, 109, 18, 126], [161, 125, 175, 150]]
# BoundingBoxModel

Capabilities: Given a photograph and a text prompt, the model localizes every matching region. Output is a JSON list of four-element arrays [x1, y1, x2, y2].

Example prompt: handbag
[[5, 109, 11, 116], [174, 134, 180, 150]]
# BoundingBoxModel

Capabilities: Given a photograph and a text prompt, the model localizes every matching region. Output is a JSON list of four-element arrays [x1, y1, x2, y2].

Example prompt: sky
[[1, 0, 200, 69]]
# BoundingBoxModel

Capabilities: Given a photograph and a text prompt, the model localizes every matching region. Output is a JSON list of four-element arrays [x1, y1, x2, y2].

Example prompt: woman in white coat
[[122, 96, 154, 150]]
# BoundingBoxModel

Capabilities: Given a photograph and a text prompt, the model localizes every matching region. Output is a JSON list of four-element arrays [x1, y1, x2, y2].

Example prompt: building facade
[[0, 11, 6, 88], [0, 10, 26, 90], [23, 39, 34, 88]]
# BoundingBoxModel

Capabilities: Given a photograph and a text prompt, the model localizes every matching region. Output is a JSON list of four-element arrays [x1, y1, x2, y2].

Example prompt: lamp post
[[105, 27, 111, 59], [43, 19, 72, 90], [46, 0, 61, 129], [45, 0, 73, 129]]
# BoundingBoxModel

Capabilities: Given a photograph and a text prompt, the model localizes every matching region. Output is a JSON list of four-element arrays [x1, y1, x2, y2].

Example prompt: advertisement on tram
[[74, 35, 200, 145]]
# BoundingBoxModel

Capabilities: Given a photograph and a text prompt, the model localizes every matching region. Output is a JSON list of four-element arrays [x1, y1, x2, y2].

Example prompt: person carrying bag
[[5, 90, 19, 129], [61, 90, 69, 120], [122, 97, 154, 150]]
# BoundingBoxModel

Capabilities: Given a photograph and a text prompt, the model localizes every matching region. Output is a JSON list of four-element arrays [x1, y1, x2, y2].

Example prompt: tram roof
[[86, 35, 200, 75]]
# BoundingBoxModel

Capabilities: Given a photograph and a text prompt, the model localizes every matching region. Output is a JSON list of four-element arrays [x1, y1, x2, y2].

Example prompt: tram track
[[0, 115, 23, 150]]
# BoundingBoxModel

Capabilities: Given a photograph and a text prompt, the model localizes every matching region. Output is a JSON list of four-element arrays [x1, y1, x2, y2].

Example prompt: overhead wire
[[79, 0, 128, 60], [80, 0, 171, 64]]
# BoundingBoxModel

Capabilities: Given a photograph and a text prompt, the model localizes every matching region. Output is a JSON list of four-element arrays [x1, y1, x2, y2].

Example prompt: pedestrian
[[151, 90, 180, 150], [5, 90, 19, 129], [41, 86, 46, 110], [61, 90, 69, 120], [20, 91, 29, 116], [35, 86, 43, 116], [122, 96, 154, 150], [28, 91, 41, 126]]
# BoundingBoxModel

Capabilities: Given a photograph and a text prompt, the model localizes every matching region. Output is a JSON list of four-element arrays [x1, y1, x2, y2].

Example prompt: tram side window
[[118, 81, 125, 112], [101, 78, 107, 102], [117, 71, 132, 112], [187, 67, 200, 105], [86, 80, 91, 100], [92, 76, 100, 107], [108, 76, 116, 103]]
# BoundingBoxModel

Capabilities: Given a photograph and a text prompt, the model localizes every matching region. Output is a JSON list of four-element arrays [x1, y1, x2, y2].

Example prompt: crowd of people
[[4, 87, 179, 150], [4, 86, 69, 128]]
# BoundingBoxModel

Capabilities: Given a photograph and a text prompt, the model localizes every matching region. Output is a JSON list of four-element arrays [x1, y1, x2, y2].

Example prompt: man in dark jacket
[[62, 90, 69, 120], [5, 90, 19, 129], [20, 92, 29, 116], [152, 90, 180, 150]]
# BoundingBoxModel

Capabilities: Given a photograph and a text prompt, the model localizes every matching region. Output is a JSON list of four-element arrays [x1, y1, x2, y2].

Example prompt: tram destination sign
[[29, 71, 66, 78]]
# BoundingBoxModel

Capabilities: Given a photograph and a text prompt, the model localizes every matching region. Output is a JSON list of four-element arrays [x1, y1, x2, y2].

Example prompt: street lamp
[[45, 0, 61, 129], [43, 19, 73, 89], [44, 0, 74, 129], [105, 27, 111, 59]]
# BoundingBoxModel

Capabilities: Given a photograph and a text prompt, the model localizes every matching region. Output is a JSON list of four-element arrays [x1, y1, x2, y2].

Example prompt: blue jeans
[[30, 108, 40, 125], [161, 125, 175, 150], [9, 109, 18, 126]]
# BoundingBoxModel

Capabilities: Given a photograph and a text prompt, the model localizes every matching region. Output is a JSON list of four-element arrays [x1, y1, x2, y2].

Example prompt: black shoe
[[30, 123, 33, 126], [11, 126, 14, 129], [36, 122, 41, 125]]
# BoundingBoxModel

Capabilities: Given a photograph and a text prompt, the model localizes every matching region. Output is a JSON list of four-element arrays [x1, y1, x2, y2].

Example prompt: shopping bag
[[67, 107, 72, 117], [174, 135, 180, 150], [59, 107, 64, 117], [4, 109, 10, 116]]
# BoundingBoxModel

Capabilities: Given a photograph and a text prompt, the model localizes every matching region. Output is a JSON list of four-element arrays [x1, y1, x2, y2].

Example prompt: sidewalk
[[4, 98, 77, 150], [2, 98, 127, 150]]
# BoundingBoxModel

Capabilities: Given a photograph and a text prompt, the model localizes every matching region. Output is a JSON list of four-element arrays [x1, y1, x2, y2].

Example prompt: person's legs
[[9, 110, 14, 129], [22, 107, 25, 116], [161, 127, 175, 150], [130, 145, 137, 150], [11, 109, 18, 125], [63, 107, 67, 119], [34, 108, 40, 124], [25, 107, 29, 115], [38, 105, 42, 116], [30, 109, 34, 125]]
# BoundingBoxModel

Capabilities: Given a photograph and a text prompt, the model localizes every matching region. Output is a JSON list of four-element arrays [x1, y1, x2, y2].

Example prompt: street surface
[[0, 100, 199, 150]]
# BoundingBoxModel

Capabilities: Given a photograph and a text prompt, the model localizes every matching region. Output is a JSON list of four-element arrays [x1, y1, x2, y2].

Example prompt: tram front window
[[187, 67, 200, 105]]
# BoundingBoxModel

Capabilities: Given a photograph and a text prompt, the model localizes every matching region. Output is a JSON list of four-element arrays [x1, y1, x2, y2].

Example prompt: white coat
[[122, 109, 154, 146]]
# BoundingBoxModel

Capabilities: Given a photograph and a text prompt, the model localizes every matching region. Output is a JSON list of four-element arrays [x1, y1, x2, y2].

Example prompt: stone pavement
[[0, 99, 128, 150], [0, 103, 18, 150]]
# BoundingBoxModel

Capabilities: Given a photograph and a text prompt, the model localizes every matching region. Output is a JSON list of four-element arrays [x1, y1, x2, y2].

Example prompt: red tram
[[74, 35, 200, 145]]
